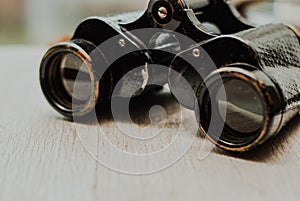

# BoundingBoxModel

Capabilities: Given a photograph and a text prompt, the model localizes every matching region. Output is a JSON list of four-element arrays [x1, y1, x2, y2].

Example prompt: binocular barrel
[[194, 24, 300, 151]]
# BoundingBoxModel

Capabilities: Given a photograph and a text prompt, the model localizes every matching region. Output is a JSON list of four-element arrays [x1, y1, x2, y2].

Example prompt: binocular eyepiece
[[40, 0, 300, 152]]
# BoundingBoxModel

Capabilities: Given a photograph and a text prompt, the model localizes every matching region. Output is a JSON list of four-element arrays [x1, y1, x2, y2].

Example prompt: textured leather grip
[[236, 24, 300, 128]]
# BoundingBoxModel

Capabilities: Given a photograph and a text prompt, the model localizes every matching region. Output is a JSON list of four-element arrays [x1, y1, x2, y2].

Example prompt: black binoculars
[[40, 0, 300, 152]]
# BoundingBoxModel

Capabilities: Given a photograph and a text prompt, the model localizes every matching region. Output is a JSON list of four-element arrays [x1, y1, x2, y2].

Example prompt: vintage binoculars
[[40, 0, 300, 152], [40, 0, 253, 117]]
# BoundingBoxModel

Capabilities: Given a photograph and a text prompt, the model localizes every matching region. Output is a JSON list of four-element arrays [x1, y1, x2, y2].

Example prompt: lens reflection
[[59, 53, 92, 103], [216, 79, 264, 135]]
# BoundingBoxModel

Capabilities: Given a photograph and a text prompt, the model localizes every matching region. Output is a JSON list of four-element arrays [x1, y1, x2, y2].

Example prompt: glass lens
[[59, 53, 92, 103], [216, 79, 264, 134]]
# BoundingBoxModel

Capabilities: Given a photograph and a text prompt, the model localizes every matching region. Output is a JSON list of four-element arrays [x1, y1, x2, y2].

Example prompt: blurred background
[[0, 0, 299, 45], [0, 0, 148, 44]]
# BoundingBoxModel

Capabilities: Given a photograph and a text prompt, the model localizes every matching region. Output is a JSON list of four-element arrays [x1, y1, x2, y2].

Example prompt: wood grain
[[0, 46, 300, 201]]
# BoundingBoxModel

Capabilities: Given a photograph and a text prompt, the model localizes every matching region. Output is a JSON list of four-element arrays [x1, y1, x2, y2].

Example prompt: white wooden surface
[[1, 46, 300, 201]]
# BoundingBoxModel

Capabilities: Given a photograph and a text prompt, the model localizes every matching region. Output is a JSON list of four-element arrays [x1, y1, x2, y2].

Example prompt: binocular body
[[40, 0, 252, 117], [39, 0, 300, 152]]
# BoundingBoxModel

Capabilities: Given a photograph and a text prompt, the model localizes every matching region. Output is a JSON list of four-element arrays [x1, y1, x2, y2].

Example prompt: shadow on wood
[[60, 89, 181, 126]]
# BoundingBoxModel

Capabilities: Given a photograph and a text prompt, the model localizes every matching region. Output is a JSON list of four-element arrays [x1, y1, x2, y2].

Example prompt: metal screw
[[193, 49, 201, 57], [119, 39, 126, 47], [158, 7, 168, 20]]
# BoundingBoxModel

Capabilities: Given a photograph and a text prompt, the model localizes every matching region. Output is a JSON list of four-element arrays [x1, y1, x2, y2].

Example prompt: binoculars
[[40, 0, 300, 152]]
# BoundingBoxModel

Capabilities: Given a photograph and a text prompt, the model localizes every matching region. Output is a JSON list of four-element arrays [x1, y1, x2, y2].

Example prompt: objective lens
[[216, 79, 264, 134], [59, 53, 92, 103], [48, 52, 92, 109], [197, 67, 268, 150], [40, 42, 99, 117]]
